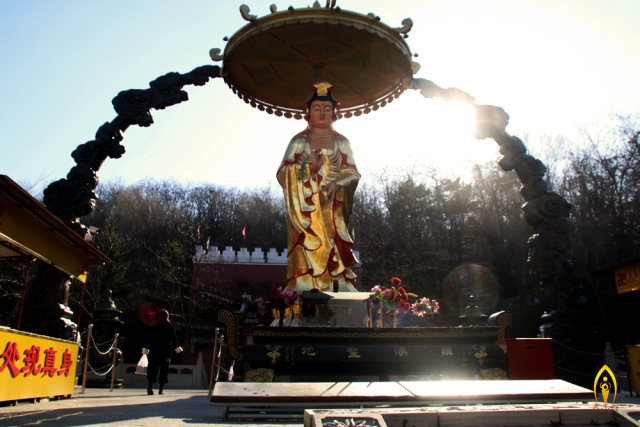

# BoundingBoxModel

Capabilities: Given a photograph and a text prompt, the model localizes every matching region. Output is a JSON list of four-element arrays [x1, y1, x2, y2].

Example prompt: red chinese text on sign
[[20, 345, 42, 377], [0, 342, 20, 377], [41, 347, 57, 378], [57, 349, 73, 377]]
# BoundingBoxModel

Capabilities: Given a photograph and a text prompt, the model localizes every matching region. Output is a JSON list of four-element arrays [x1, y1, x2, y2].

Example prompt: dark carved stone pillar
[[413, 78, 599, 384], [20, 265, 76, 341]]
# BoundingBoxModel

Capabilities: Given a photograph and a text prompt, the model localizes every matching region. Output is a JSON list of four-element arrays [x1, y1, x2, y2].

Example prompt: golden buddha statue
[[277, 83, 360, 292]]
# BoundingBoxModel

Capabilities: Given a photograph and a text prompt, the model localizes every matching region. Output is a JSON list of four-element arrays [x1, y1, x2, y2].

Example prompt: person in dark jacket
[[142, 310, 182, 395]]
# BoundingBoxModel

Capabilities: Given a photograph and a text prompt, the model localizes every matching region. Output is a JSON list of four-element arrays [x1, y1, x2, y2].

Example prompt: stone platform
[[211, 380, 596, 419]]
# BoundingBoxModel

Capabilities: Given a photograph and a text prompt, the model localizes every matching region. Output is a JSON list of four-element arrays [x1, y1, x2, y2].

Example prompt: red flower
[[270, 284, 278, 293], [398, 287, 408, 302], [395, 301, 411, 314], [391, 277, 401, 287]]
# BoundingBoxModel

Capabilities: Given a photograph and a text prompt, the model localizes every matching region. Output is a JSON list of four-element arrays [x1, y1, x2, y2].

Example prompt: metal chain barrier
[[87, 361, 115, 377], [78, 325, 120, 393], [90, 334, 117, 356]]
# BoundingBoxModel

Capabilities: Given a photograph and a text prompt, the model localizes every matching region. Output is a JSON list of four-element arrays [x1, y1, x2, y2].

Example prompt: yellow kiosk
[[0, 175, 110, 402]]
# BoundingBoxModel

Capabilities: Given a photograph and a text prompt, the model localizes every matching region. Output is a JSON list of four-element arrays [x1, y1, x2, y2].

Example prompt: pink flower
[[382, 289, 394, 300], [411, 296, 441, 316], [371, 285, 382, 293], [284, 292, 297, 306], [257, 301, 266, 316], [412, 302, 425, 317], [432, 300, 439, 313]]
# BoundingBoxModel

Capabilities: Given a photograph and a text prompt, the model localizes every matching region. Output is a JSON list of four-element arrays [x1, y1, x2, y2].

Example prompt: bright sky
[[1, 0, 639, 194]]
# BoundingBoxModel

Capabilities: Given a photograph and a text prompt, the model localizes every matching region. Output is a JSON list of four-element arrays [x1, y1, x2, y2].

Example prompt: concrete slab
[[213, 380, 593, 407], [399, 379, 592, 403]]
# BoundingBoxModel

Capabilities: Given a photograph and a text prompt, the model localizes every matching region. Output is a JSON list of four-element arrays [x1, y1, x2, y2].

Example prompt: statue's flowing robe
[[277, 130, 360, 292]]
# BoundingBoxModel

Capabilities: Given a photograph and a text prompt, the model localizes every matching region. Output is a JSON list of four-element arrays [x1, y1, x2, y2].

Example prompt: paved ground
[[0, 388, 639, 427], [0, 388, 302, 427]]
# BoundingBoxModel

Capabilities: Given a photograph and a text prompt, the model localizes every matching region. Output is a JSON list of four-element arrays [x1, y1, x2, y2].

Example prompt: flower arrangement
[[262, 285, 301, 312], [371, 277, 441, 325], [241, 292, 267, 316], [411, 297, 440, 317], [371, 277, 416, 314]]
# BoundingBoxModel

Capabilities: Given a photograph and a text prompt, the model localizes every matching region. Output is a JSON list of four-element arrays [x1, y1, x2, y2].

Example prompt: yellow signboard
[[0, 328, 79, 402], [615, 264, 640, 294], [628, 346, 640, 394]]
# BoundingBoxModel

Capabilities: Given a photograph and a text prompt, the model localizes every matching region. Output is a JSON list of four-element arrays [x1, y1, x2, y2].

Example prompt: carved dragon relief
[[410, 77, 595, 382]]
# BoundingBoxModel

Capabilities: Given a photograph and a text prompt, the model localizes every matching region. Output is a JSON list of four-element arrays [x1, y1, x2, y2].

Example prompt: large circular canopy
[[214, 4, 418, 119]]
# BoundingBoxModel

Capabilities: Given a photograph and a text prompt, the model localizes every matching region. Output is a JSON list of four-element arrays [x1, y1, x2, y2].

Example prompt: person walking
[[142, 310, 183, 395]]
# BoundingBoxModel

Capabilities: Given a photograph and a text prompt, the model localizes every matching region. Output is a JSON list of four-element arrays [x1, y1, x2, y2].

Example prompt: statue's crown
[[306, 82, 337, 109], [315, 82, 331, 96]]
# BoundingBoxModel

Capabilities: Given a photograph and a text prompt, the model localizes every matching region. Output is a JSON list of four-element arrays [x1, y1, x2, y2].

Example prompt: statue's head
[[305, 82, 338, 129]]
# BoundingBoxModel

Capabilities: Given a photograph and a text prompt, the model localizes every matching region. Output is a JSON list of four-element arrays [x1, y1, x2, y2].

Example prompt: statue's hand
[[310, 148, 323, 175], [324, 181, 338, 203]]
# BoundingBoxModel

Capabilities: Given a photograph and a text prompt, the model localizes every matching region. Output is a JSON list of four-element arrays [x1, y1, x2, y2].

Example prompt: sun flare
[[375, 92, 498, 179]]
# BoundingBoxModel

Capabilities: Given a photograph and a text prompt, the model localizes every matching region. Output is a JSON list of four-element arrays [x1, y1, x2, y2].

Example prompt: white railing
[[116, 352, 207, 389], [194, 245, 361, 266]]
